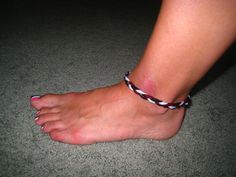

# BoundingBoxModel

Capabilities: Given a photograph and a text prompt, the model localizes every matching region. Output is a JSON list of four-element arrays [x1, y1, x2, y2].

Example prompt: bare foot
[[30, 82, 185, 145]]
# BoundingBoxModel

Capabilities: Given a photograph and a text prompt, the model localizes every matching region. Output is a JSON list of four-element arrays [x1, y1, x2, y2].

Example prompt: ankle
[[117, 81, 168, 115], [127, 69, 190, 109]]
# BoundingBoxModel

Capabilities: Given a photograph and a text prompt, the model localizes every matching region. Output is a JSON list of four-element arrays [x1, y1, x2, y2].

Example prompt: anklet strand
[[124, 71, 191, 109]]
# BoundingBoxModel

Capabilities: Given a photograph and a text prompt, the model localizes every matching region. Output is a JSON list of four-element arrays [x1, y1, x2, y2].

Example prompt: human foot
[[30, 82, 186, 145]]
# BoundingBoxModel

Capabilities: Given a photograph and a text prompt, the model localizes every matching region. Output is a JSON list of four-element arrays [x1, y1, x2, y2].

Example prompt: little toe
[[30, 94, 62, 110], [35, 113, 60, 126], [49, 130, 68, 143], [49, 130, 77, 144], [50, 129, 95, 145], [41, 121, 66, 133]]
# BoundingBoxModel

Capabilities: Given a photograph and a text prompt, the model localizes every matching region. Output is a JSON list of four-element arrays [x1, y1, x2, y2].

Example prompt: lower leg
[[30, 0, 236, 144], [131, 0, 236, 106]]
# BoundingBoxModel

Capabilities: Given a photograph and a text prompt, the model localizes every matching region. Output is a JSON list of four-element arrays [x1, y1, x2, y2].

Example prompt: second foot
[[30, 82, 185, 145]]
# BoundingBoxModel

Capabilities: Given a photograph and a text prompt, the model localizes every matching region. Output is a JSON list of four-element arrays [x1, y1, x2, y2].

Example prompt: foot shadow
[[191, 42, 236, 96]]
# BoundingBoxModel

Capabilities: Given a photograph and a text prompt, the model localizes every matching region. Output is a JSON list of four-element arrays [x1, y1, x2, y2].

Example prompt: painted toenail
[[31, 95, 41, 101], [36, 111, 40, 115], [34, 117, 39, 121]]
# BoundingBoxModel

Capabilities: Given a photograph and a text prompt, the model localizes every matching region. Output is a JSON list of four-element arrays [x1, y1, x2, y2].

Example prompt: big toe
[[30, 94, 61, 110]]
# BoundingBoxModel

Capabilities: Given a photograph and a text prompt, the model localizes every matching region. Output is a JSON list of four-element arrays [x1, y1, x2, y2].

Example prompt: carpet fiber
[[0, 1, 235, 176]]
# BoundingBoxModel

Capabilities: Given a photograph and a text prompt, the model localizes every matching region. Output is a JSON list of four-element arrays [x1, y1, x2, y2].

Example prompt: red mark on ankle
[[130, 71, 156, 96], [142, 79, 156, 95]]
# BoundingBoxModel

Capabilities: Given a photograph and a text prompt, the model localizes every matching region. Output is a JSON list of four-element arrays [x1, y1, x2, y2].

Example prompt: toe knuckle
[[50, 132, 62, 141], [42, 125, 49, 132]]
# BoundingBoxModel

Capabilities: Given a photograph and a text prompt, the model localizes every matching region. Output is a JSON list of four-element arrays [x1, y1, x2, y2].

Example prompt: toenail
[[34, 117, 39, 121], [41, 126, 44, 130], [36, 111, 40, 115], [31, 95, 41, 101]]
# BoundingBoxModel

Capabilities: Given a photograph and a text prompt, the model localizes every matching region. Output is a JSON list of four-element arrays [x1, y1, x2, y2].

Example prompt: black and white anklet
[[124, 71, 191, 109]]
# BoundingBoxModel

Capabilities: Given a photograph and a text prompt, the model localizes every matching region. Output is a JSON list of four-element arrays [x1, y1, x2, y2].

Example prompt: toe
[[30, 94, 62, 110], [49, 130, 77, 144], [35, 113, 60, 126], [49, 130, 65, 142], [41, 121, 66, 133], [49, 129, 95, 145], [37, 107, 60, 116]]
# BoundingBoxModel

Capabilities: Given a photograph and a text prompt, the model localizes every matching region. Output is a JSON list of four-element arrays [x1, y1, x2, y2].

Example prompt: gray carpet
[[0, 1, 235, 176]]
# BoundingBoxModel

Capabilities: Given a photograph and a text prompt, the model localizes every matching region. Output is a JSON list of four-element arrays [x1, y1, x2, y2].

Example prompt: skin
[[31, 0, 236, 145]]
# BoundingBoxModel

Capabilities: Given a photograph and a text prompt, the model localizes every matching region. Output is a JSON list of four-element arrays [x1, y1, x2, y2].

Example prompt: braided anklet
[[124, 71, 191, 109]]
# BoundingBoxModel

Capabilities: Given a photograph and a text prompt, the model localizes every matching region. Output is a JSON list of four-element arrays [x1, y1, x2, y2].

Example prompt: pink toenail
[[34, 117, 39, 121], [31, 95, 41, 101], [36, 111, 40, 115]]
